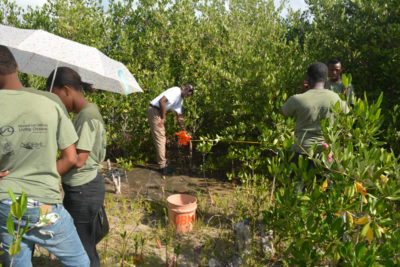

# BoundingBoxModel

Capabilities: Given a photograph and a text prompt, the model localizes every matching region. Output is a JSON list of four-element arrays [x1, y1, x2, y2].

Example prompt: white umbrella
[[0, 24, 142, 95]]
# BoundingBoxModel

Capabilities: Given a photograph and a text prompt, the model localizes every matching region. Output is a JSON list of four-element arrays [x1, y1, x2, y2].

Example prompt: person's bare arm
[[57, 144, 77, 175], [158, 96, 168, 127], [176, 113, 186, 132], [75, 149, 90, 168]]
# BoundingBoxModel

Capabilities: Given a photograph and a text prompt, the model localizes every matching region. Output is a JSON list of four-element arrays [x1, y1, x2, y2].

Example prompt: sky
[[14, 0, 308, 14], [14, 0, 47, 8]]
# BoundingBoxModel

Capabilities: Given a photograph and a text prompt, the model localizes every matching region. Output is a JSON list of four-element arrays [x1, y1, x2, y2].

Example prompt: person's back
[[282, 62, 348, 155], [282, 89, 346, 154], [0, 45, 89, 267], [0, 90, 68, 202], [61, 103, 106, 186], [47, 66, 107, 267]]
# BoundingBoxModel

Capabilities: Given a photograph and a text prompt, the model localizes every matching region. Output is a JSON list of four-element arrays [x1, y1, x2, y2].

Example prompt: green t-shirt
[[21, 87, 69, 117], [0, 89, 78, 203], [281, 89, 349, 154], [62, 103, 106, 186], [325, 79, 355, 103]]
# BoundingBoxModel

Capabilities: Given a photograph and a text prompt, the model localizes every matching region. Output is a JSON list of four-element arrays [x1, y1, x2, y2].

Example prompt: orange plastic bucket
[[166, 194, 197, 234]]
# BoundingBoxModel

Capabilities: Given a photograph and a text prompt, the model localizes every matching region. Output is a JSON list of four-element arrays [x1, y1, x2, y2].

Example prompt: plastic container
[[166, 194, 197, 234]]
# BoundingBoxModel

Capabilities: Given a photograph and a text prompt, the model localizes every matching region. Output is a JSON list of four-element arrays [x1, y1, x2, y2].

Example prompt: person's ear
[[63, 85, 74, 96]]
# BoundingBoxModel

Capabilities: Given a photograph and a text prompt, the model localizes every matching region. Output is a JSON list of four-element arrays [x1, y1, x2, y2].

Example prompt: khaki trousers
[[147, 106, 167, 168]]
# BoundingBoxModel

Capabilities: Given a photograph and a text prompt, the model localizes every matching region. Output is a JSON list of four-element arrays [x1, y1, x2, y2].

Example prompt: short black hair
[[47, 67, 92, 93], [0, 45, 17, 75], [307, 62, 328, 83], [183, 83, 194, 92], [328, 58, 341, 66]]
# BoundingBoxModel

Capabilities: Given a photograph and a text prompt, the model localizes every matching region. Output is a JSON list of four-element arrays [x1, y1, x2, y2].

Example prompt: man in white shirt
[[147, 83, 194, 174]]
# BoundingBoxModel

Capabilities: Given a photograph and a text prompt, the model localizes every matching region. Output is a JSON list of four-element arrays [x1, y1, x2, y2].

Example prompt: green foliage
[[6, 189, 29, 257], [116, 157, 134, 170], [301, 0, 400, 109], [1, 1, 400, 263], [5, 188, 56, 265], [342, 73, 352, 89], [263, 95, 400, 265], [0, 0, 306, 164]]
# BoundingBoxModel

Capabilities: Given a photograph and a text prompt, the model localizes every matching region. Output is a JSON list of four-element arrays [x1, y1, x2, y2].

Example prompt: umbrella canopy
[[0, 24, 142, 95]]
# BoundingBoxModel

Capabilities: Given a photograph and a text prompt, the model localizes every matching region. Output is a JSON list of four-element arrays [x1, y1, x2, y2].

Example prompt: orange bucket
[[166, 194, 197, 234]]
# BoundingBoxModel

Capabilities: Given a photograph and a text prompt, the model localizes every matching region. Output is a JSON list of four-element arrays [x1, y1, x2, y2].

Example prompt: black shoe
[[159, 167, 174, 175]]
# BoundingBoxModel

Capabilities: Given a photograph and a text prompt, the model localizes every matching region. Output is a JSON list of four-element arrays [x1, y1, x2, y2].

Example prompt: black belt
[[149, 104, 160, 110]]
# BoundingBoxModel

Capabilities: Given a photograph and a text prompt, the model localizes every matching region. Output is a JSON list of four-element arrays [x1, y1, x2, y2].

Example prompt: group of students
[[0, 43, 194, 266], [146, 59, 354, 177], [0, 45, 105, 266], [0, 39, 353, 267]]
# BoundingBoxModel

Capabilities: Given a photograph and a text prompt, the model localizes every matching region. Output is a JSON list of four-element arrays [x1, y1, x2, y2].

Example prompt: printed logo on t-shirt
[[0, 126, 15, 136], [20, 142, 45, 150]]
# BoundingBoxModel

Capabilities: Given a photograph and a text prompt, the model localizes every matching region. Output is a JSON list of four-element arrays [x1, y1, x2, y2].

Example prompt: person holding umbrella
[[147, 83, 194, 174], [47, 67, 107, 267], [0, 45, 90, 266]]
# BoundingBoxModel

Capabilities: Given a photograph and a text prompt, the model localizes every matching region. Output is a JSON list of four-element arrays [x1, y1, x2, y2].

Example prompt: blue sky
[[14, 0, 307, 14]]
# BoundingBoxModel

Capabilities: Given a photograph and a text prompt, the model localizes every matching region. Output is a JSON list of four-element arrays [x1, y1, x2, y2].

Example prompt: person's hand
[[157, 118, 165, 128], [0, 170, 10, 179]]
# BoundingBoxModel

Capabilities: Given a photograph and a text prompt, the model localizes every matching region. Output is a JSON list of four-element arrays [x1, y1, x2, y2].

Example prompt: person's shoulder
[[80, 103, 99, 114], [287, 93, 301, 100], [22, 87, 68, 112], [78, 103, 104, 122], [321, 88, 338, 94], [164, 86, 182, 100], [21, 87, 48, 95], [323, 88, 341, 97], [166, 86, 181, 93], [17, 88, 55, 103], [23, 87, 61, 100], [317, 88, 341, 99], [284, 93, 301, 105]]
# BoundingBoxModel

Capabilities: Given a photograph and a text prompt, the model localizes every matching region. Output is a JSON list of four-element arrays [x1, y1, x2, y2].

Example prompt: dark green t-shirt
[[62, 103, 106, 186], [281, 89, 349, 154], [325, 79, 355, 103], [0, 90, 78, 203]]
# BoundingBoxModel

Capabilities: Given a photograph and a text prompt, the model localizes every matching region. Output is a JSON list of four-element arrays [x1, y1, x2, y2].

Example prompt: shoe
[[159, 167, 174, 175]]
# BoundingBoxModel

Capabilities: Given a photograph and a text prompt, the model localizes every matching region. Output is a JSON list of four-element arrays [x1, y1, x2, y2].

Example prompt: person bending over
[[47, 67, 107, 267], [146, 83, 194, 174]]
